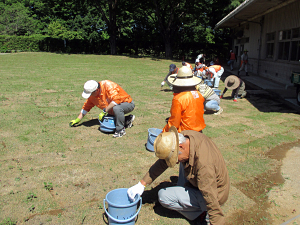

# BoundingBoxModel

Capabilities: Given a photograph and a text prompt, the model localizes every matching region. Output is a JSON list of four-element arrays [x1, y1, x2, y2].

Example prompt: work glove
[[127, 182, 145, 201], [161, 81, 165, 87], [98, 109, 108, 121], [220, 95, 223, 99], [69, 118, 81, 127]]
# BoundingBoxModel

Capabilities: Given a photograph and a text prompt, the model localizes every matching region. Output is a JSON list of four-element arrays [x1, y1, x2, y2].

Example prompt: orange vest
[[163, 91, 206, 133], [185, 63, 193, 71]]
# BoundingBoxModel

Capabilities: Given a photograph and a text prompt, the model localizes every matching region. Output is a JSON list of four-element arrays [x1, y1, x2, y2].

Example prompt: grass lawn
[[0, 52, 299, 225]]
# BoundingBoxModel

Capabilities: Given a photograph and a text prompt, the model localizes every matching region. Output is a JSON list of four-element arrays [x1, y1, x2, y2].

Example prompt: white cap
[[82, 80, 98, 99], [195, 59, 200, 63]]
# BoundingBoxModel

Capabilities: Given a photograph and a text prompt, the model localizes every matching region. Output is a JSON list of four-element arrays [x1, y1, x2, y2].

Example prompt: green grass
[[0, 52, 299, 224]]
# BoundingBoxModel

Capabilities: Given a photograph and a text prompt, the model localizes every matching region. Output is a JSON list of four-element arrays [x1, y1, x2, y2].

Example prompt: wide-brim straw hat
[[153, 126, 179, 168], [167, 66, 201, 87], [224, 75, 240, 90]]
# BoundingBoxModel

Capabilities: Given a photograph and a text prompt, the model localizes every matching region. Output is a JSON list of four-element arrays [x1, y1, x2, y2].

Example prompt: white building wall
[[233, 0, 300, 85]]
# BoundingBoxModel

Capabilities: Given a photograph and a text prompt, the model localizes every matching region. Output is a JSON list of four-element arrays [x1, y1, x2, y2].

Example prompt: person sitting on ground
[[163, 66, 206, 133], [161, 64, 179, 90], [69, 80, 135, 138], [203, 64, 224, 89], [182, 61, 194, 71], [127, 126, 230, 225], [220, 75, 247, 102], [196, 80, 223, 115]]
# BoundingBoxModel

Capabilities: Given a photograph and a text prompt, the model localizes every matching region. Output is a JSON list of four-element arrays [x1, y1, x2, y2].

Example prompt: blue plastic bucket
[[146, 128, 162, 152], [99, 116, 116, 133], [213, 89, 221, 96], [104, 188, 142, 225]]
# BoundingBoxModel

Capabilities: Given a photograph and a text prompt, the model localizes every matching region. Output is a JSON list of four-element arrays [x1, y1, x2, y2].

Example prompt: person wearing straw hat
[[162, 66, 206, 133], [238, 49, 249, 76], [69, 80, 135, 138], [220, 75, 247, 102], [127, 126, 230, 225]]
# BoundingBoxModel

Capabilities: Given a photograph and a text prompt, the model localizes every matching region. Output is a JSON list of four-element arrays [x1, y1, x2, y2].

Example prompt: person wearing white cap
[[69, 80, 135, 138], [127, 126, 230, 225], [162, 66, 206, 133]]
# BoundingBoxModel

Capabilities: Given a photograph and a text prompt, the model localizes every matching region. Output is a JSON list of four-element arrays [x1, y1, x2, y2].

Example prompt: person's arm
[[163, 97, 182, 132], [233, 79, 243, 99], [127, 159, 168, 200]]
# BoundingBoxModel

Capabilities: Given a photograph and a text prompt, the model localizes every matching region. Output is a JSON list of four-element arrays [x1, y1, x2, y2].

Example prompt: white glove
[[127, 182, 145, 201], [161, 81, 165, 86]]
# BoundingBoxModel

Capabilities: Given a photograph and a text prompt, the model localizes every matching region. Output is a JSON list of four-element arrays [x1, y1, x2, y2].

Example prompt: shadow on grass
[[77, 119, 99, 127], [141, 177, 195, 224]]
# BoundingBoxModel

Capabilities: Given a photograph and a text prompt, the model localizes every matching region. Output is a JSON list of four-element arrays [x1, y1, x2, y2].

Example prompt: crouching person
[[127, 126, 230, 224]]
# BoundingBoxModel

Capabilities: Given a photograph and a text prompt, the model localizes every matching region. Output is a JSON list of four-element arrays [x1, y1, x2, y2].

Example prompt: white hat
[[82, 80, 98, 99], [195, 59, 200, 63], [167, 66, 201, 87]]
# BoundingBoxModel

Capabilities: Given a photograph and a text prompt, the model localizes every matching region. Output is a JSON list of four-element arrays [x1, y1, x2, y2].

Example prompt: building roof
[[215, 0, 297, 29]]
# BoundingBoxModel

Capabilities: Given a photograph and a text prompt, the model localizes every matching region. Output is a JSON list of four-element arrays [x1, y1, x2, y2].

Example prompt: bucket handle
[[103, 197, 142, 223]]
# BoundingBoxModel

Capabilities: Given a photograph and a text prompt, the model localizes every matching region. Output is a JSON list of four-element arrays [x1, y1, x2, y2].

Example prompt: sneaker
[[214, 107, 223, 115], [113, 128, 126, 138], [125, 114, 135, 128]]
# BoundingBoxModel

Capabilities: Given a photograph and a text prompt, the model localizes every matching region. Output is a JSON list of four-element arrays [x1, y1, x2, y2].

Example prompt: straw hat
[[153, 126, 179, 168], [224, 75, 240, 90], [167, 66, 201, 87]]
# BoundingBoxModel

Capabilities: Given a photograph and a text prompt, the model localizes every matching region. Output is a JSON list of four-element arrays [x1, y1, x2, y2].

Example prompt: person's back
[[163, 66, 205, 132]]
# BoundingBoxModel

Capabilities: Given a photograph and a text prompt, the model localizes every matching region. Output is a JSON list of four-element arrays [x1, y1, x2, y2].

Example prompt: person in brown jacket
[[127, 126, 230, 225]]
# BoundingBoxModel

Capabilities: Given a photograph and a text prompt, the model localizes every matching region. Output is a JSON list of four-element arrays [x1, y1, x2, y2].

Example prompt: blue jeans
[[205, 100, 220, 111]]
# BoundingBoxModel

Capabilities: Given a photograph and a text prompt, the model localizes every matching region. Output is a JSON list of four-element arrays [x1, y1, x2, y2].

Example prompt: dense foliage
[[0, 0, 243, 59]]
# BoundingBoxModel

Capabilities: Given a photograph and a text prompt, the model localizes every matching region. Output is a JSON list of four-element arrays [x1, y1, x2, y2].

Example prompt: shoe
[[233, 99, 238, 102], [125, 115, 135, 128], [246, 72, 249, 76], [113, 128, 126, 138], [214, 107, 223, 115], [220, 95, 223, 99]]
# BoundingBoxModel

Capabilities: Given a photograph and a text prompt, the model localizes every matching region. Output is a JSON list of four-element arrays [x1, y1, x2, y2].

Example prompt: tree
[[0, 1, 37, 35]]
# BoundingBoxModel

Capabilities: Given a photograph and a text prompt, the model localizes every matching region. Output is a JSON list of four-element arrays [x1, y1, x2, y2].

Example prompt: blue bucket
[[99, 116, 116, 133], [213, 89, 221, 96], [146, 128, 162, 152], [104, 188, 142, 225]]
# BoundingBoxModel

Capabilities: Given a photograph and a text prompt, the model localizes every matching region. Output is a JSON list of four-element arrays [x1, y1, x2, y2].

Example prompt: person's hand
[[98, 109, 108, 121], [161, 81, 165, 87], [127, 182, 145, 201], [69, 118, 81, 127], [220, 95, 223, 99]]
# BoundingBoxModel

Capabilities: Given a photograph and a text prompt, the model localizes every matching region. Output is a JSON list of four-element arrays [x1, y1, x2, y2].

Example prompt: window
[[278, 28, 300, 61], [266, 32, 275, 58]]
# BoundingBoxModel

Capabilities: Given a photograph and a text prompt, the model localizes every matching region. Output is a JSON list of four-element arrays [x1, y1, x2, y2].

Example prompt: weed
[[62, 154, 66, 158], [58, 213, 62, 218], [8, 165, 14, 170], [26, 192, 37, 202], [29, 205, 35, 212], [98, 203, 103, 209], [15, 177, 20, 181], [0, 218, 17, 225], [44, 182, 53, 191]]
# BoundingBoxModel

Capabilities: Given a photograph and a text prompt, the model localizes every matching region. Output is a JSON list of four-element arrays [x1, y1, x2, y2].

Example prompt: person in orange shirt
[[182, 61, 194, 71], [203, 64, 224, 89], [69, 80, 135, 138], [163, 66, 206, 133]]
